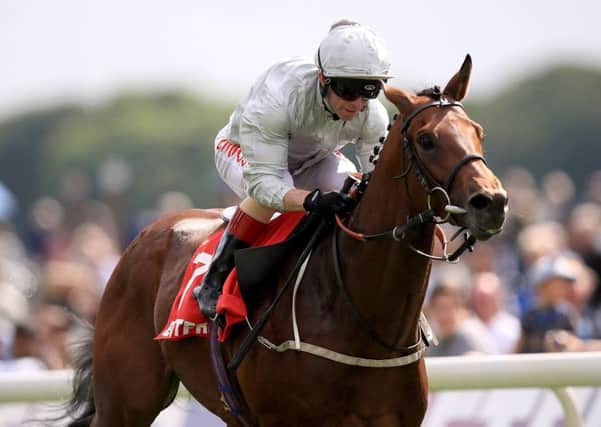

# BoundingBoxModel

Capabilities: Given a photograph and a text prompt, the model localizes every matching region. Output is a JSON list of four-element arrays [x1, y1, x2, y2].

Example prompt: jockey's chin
[[328, 93, 368, 121], [337, 107, 361, 121]]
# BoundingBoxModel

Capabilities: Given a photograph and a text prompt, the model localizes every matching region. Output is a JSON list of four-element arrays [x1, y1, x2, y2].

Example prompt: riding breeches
[[214, 136, 358, 203]]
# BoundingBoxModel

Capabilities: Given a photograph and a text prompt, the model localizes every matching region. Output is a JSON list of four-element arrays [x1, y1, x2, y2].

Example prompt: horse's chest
[[240, 356, 427, 425]]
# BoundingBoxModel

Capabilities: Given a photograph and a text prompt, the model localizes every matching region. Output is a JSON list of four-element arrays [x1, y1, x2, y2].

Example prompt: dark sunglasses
[[328, 78, 382, 101]]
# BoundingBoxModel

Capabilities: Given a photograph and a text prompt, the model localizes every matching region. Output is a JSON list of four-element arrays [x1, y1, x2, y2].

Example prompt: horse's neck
[[352, 128, 434, 243], [333, 135, 434, 344]]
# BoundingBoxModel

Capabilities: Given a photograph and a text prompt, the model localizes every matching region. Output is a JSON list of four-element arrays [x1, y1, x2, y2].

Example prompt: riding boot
[[193, 208, 266, 321]]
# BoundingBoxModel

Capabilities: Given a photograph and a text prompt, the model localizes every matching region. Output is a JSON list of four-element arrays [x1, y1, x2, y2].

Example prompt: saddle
[[233, 210, 320, 301], [156, 209, 318, 342]]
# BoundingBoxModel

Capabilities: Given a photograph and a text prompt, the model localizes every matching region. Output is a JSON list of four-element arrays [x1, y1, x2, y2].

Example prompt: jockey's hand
[[303, 189, 354, 217]]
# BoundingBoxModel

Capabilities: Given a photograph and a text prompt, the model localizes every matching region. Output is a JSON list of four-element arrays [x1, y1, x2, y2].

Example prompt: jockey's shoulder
[[247, 58, 318, 111], [259, 57, 318, 93]]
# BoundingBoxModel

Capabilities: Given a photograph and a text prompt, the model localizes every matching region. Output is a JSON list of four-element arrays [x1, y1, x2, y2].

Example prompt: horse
[[61, 54, 507, 427]]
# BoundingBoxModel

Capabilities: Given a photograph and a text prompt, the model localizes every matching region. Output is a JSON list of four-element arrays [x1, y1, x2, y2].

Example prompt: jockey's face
[[319, 73, 368, 121], [327, 90, 368, 121]]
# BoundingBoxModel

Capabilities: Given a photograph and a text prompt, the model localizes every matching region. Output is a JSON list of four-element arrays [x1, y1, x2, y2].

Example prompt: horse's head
[[382, 55, 507, 241]]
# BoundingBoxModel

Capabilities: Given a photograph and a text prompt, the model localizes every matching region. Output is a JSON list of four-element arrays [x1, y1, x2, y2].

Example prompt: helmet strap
[[318, 81, 339, 121], [317, 48, 340, 120], [320, 82, 340, 121]]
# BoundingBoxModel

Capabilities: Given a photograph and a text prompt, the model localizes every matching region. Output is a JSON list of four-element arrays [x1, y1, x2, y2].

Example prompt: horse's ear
[[443, 54, 472, 101], [383, 85, 415, 115]]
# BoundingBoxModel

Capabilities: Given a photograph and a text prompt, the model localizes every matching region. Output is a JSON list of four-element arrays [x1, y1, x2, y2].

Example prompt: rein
[[331, 228, 424, 354]]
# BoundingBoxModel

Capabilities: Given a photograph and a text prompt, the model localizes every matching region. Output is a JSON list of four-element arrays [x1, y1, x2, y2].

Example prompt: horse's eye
[[417, 133, 435, 151]]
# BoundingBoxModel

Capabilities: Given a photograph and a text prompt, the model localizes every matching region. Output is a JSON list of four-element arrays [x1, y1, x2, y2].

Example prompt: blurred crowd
[[0, 163, 234, 373], [426, 168, 601, 356], [1, 165, 601, 372]]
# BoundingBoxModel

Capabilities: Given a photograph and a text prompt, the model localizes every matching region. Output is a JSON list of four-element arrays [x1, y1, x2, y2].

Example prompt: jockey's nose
[[350, 97, 368, 109]]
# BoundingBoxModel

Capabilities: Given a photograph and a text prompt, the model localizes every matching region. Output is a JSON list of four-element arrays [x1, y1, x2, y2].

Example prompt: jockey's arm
[[236, 96, 312, 222], [282, 188, 311, 211], [237, 93, 295, 212], [241, 186, 351, 224]]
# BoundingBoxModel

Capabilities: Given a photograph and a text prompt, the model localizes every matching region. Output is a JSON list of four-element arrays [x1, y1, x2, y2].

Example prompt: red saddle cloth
[[156, 211, 306, 342]]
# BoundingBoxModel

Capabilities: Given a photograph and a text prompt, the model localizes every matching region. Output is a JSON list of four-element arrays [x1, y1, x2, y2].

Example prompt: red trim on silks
[[216, 138, 247, 166], [228, 208, 267, 243]]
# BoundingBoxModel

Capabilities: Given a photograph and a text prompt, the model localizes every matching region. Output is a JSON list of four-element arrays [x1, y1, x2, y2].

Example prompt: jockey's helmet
[[316, 21, 392, 80]]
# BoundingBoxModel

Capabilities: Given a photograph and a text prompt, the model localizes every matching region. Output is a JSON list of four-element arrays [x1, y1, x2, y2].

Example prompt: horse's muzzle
[[464, 189, 508, 240]]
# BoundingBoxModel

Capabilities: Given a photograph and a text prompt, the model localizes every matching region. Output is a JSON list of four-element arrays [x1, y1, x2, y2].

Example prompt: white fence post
[[551, 387, 581, 427]]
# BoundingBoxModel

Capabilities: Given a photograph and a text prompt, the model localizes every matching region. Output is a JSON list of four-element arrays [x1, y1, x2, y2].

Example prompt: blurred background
[[1, 0, 601, 424]]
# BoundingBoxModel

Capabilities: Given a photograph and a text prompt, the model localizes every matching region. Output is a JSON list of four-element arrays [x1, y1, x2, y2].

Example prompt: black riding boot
[[193, 231, 249, 320]]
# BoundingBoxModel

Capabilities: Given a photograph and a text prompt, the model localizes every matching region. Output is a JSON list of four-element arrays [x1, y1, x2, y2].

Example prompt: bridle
[[398, 95, 486, 216], [336, 91, 487, 262], [329, 92, 488, 355]]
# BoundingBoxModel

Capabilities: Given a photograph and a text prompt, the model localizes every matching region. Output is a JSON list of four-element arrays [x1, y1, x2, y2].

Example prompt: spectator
[[35, 304, 73, 369], [564, 262, 601, 339], [544, 330, 601, 352], [585, 170, 601, 205], [26, 197, 68, 261], [0, 256, 35, 361], [514, 221, 569, 313], [566, 202, 601, 307], [539, 170, 575, 223], [426, 278, 495, 357], [469, 272, 520, 353], [67, 222, 120, 292], [1, 323, 46, 371], [515, 255, 578, 353], [0, 181, 17, 222], [516, 221, 568, 268]]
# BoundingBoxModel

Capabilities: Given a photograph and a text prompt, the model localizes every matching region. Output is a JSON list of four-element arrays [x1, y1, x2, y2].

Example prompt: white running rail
[[1, 352, 600, 426]]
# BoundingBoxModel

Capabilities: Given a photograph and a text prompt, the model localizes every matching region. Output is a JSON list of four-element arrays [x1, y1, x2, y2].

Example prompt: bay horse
[[62, 55, 507, 427]]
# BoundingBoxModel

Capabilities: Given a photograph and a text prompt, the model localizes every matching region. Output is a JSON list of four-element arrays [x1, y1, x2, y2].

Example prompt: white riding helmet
[[316, 21, 393, 80]]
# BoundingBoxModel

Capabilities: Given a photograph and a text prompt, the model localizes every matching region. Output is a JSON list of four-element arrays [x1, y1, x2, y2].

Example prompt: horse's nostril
[[491, 192, 509, 212], [469, 193, 491, 210]]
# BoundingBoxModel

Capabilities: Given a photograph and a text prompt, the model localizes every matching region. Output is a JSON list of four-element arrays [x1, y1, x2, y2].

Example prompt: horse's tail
[[64, 322, 96, 427]]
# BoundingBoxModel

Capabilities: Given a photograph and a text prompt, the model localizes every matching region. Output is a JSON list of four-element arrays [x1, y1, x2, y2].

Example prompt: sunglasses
[[328, 78, 382, 101]]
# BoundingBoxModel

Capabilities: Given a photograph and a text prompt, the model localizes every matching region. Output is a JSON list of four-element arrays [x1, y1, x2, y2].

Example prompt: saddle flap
[[234, 214, 319, 302]]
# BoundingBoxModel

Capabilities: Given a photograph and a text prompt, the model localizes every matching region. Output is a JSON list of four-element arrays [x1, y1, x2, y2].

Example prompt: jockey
[[194, 20, 392, 321]]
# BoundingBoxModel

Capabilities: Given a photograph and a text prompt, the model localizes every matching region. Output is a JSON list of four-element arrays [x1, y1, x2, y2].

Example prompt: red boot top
[[228, 208, 267, 244]]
